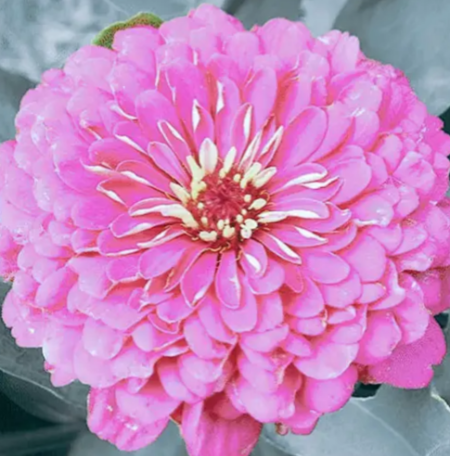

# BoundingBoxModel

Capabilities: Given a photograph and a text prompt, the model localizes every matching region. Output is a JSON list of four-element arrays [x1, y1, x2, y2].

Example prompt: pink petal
[[215, 251, 241, 309], [330, 159, 372, 204], [255, 292, 284, 332], [342, 235, 387, 282], [364, 318, 445, 388], [241, 325, 289, 353], [182, 252, 217, 305], [243, 67, 277, 133], [106, 253, 140, 283], [156, 294, 195, 323], [303, 252, 350, 284], [136, 89, 180, 142], [301, 366, 358, 413], [351, 193, 394, 227], [197, 295, 237, 344], [35, 268, 77, 308], [309, 103, 352, 161], [247, 258, 285, 295], [221, 279, 258, 333], [320, 270, 362, 309], [256, 232, 302, 264], [356, 311, 402, 365], [82, 318, 124, 360], [182, 401, 261, 456], [71, 195, 123, 230], [139, 238, 190, 279], [284, 278, 324, 318], [240, 239, 268, 278], [116, 376, 180, 424], [184, 314, 229, 359], [274, 107, 326, 167], [88, 386, 169, 452], [132, 320, 182, 352], [73, 341, 118, 387], [294, 338, 359, 380], [157, 357, 199, 403], [147, 142, 189, 186], [234, 366, 300, 422]]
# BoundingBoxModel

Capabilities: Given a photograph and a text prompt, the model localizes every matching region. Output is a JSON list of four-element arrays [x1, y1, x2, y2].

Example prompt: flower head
[[1, 4, 450, 455]]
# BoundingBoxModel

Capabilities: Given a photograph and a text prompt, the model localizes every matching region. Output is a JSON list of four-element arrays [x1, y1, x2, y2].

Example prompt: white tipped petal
[[243, 105, 253, 141], [278, 171, 328, 192], [253, 167, 277, 188], [240, 131, 262, 170], [192, 100, 201, 131], [222, 147, 237, 176], [258, 211, 288, 224], [187, 156, 205, 182], [199, 138, 219, 174], [170, 183, 190, 204], [249, 198, 267, 210], [260, 126, 284, 158], [294, 227, 327, 241]]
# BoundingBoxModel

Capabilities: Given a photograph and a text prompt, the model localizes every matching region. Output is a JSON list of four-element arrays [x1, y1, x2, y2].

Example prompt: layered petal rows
[[1, 5, 450, 455]]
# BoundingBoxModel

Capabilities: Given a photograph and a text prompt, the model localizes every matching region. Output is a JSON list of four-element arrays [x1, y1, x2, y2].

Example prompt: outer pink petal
[[363, 318, 445, 388], [182, 401, 261, 456]]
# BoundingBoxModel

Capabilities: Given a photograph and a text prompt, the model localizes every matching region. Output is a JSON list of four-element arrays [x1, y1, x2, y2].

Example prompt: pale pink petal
[[216, 251, 241, 309], [301, 366, 358, 413], [221, 280, 258, 333], [182, 401, 261, 456], [116, 376, 180, 424], [182, 252, 217, 305], [294, 338, 359, 380], [364, 318, 445, 388]]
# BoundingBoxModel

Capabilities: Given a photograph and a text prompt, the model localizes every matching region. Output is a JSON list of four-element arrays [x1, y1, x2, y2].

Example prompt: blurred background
[[1, 1, 450, 455]]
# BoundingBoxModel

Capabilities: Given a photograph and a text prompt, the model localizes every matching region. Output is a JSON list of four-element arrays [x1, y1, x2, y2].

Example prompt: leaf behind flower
[[0, 282, 89, 423], [255, 386, 450, 456]]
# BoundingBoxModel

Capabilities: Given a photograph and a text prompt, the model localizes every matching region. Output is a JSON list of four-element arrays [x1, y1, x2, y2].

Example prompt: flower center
[[186, 167, 269, 244], [169, 140, 277, 248]]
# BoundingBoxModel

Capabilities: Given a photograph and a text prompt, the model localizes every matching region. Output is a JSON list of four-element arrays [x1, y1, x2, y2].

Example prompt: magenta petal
[[116, 376, 180, 424], [240, 240, 268, 278], [182, 252, 217, 305], [343, 235, 387, 282], [197, 295, 237, 344], [73, 341, 118, 388], [364, 318, 445, 388], [241, 325, 289, 353], [139, 238, 189, 279], [330, 159, 372, 204], [255, 292, 284, 332], [303, 252, 350, 284], [247, 258, 285, 295], [216, 251, 241, 309], [284, 278, 324, 318], [274, 107, 326, 167], [182, 401, 261, 456], [221, 280, 258, 333], [184, 315, 228, 359], [82, 318, 124, 360], [88, 386, 169, 452], [294, 339, 358, 380], [157, 357, 199, 403], [356, 311, 402, 365], [301, 366, 357, 413]]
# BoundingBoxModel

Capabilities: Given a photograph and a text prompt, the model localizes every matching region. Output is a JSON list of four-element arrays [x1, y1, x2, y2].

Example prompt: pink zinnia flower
[[1, 4, 450, 454]]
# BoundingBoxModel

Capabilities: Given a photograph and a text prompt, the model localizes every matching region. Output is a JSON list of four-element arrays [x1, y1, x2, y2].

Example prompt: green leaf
[[92, 12, 163, 49], [255, 386, 450, 456], [0, 282, 89, 423]]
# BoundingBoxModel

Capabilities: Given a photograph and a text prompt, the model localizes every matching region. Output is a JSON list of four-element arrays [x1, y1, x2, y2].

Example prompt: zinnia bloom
[[1, 4, 450, 454]]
